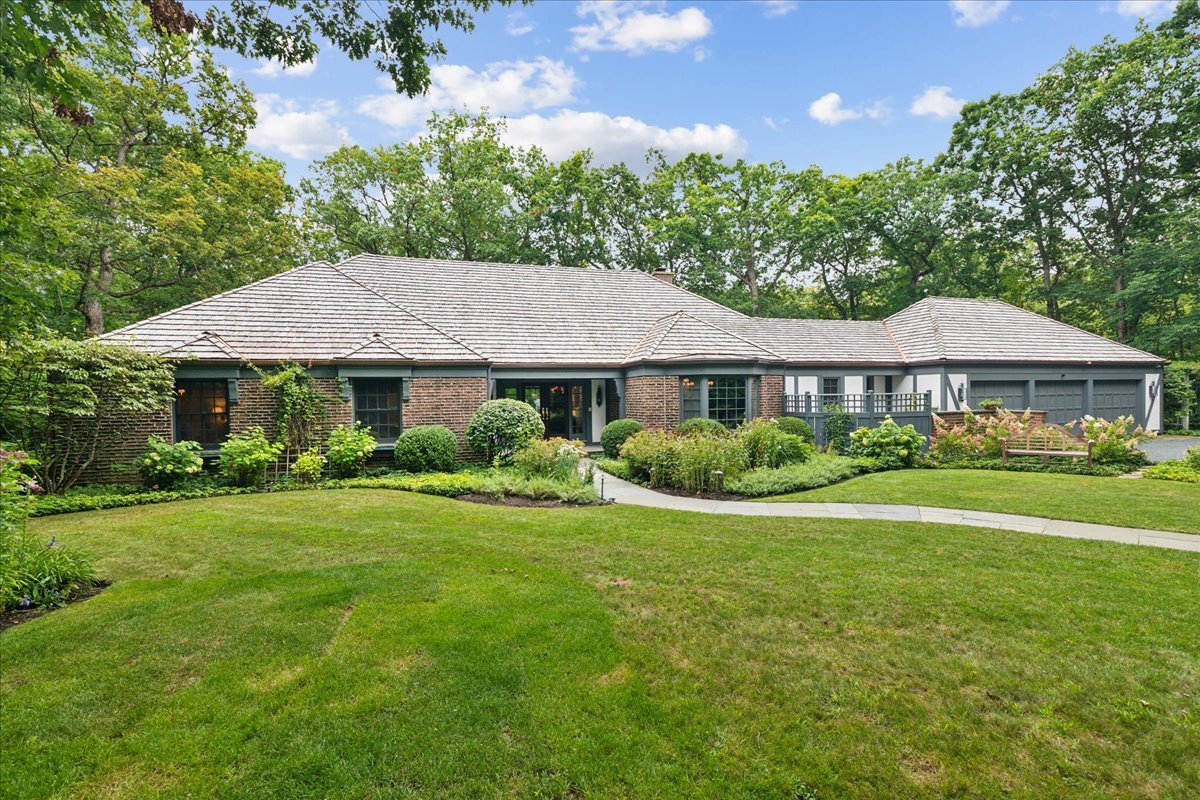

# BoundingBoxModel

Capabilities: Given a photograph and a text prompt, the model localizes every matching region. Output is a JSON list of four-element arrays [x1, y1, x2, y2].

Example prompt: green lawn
[[760, 468, 1200, 534], [3, 491, 1198, 799]]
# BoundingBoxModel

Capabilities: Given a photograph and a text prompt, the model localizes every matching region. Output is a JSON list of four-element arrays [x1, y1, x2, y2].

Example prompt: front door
[[503, 381, 589, 440]]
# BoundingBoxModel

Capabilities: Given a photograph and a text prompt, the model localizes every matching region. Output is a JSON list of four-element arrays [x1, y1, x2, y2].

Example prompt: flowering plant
[[1078, 415, 1152, 463], [139, 436, 204, 488], [849, 416, 925, 469], [325, 422, 377, 477]]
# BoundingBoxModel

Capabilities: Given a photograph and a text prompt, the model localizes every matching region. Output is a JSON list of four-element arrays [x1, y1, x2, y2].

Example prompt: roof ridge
[[675, 312, 785, 360], [100, 261, 334, 340], [340, 332, 410, 360], [329, 261, 487, 360], [631, 269, 754, 321], [625, 311, 683, 361], [880, 319, 909, 363]]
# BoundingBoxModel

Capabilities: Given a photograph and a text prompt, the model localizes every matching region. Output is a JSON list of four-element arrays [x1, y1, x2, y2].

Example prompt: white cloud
[[571, 1, 712, 55], [506, 11, 534, 36], [948, 0, 1011, 28], [755, 0, 799, 17], [247, 94, 351, 159], [808, 93, 861, 126], [499, 110, 746, 167], [909, 85, 966, 119], [762, 116, 789, 130], [693, 45, 711, 62], [250, 57, 318, 78], [1113, 0, 1178, 17], [358, 58, 579, 128]]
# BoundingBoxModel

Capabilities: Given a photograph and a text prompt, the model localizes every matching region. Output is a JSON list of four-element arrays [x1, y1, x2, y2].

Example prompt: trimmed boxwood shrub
[[676, 417, 728, 437], [466, 399, 545, 463], [600, 418, 643, 459], [394, 425, 458, 473], [774, 416, 814, 443]]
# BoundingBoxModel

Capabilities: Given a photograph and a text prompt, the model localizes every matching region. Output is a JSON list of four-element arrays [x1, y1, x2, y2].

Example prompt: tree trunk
[[77, 247, 115, 337], [1115, 273, 1127, 342]]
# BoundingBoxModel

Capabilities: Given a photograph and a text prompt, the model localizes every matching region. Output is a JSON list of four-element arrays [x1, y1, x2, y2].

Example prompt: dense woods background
[[2, 1, 1197, 363]]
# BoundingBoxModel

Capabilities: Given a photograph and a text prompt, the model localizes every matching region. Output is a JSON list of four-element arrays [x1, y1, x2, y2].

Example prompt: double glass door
[[499, 381, 588, 440]]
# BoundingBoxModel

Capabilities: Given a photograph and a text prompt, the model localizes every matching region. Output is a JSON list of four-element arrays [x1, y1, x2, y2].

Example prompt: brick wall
[[760, 375, 783, 420], [405, 376, 489, 458], [228, 377, 353, 438], [76, 405, 173, 485], [624, 375, 680, 429]]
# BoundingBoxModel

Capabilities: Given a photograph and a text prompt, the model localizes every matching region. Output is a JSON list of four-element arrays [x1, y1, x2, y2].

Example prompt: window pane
[[822, 377, 840, 397], [174, 380, 230, 449], [680, 377, 701, 420], [354, 378, 402, 441], [708, 377, 746, 428]]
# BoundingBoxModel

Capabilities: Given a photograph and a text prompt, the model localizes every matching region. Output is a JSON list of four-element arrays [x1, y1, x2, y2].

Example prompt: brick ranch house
[[90, 254, 1164, 481]]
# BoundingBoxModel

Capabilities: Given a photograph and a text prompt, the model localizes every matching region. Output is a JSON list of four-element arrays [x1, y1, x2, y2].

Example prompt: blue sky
[[229, 0, 1179, 183]]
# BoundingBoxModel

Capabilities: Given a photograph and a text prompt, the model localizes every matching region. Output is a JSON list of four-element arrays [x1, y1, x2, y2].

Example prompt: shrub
[[677, 417, 728, 437], [512, 437, 586, 480], [774, 416, 814, 443], [138, 436, 203, 489], [849, 416, 925, 470], [977, 398, 1004, 411], [1142, 458, 1200, 484], [674, 434, 748, 493], [931, 408, 1038, 461], [822, 405, 856, 455], [739, 418, 809, 469], [1189, 444, 1200, 470], [594, 457, 634, 482], [325, 422, 377, 478], [472, 469, 599, 504], [292, 448, 326, 484], [1079, 415, 1151, 463], [260, 362, 327, 451], [725, 455, 862, 497], [600, 418, 643, 459], [394, 425, 458, 473], [620, 430, 681, 487], [466, 399, 545, 463], [218, 427, 284, 486], [1, 448, 96, 610]]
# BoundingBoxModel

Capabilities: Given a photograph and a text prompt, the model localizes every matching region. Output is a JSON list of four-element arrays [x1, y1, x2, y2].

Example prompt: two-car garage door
[[969, 378, 1140, 424]]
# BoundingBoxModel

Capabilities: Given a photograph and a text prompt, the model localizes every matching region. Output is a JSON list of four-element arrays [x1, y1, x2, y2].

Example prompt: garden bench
[[1000, 427, 1095, 468]]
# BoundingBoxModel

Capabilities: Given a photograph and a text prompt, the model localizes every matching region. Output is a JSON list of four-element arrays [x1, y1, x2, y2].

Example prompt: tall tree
[[1, 4, 298, 336], [796, 172, 880, 320]]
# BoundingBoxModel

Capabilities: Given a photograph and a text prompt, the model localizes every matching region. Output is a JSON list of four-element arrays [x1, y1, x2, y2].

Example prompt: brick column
[[760, 375, 784, 419], [624, 375, 680, 429]]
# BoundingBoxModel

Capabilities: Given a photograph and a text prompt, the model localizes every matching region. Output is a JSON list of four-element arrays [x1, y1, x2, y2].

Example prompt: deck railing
[[782, 391, 932, 415]]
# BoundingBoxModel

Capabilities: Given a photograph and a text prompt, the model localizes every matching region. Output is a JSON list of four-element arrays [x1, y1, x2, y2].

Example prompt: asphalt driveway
[[1139, 436, 1200, 463]]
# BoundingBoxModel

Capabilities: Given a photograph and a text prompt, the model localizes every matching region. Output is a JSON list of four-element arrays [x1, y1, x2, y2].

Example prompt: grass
[[760, 468, 1200, 534], [2, 491, 1198, 799]]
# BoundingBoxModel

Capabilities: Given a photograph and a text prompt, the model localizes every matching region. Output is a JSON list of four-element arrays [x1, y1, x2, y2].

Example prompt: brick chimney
[[651, 269, 676, 285]]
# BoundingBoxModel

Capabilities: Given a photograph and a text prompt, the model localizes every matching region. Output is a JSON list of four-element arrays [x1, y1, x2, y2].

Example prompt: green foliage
[[738, 418, 811, 469], [139, 436, 203, 489], [1142, 458, 1200, 484], [931, 408, 1041, 461], [593, 457, 635, 483], [325, 422, 377, 478], [465, 399, 545, 463], [620, 429, 747, 493], [0, 337, 175, 492], [261, 363, 327, 452], [1, 447, 96, 610], [326, 473, 480, 497], [472, 470, 599, 504], [822, 406, 856, 455], [849, 417, 926, 470], [218, 427, 283, 487], [677, 417, 729, 437], [774, 416, 815, 443], [725, 455, 862, 497], [600, 419, 643, 459], [1162, 362, 1199, 428], [292, 449, 326, 485], [977, 398, 1004, 411], [932, 457, 1138, 477], [394, 425, 458, 473], [511, 437, 586, 481]]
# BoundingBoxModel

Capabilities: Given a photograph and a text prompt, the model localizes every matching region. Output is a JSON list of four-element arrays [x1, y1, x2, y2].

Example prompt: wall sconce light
[[957, 383, 965, 403], [596, 384, 604, 406], [1149, 379, 1158, 400]]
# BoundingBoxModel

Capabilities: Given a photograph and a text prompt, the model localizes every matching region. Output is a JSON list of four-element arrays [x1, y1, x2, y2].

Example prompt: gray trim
[[175, 365, 240, 379], [411, 365, 489, 378], [337, 365, 413, 378], [491, 367, 624, 379], [626, 362, 774, 378]]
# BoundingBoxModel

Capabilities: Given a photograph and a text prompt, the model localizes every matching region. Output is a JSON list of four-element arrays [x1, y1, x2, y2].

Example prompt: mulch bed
[[0, 581, 110, 634], [455, 493, 601, 508]]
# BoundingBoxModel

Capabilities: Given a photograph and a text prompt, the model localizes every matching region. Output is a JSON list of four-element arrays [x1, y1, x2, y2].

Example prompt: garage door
[[1092, 380, 1139, 422], [968, 380, 1026, 410], [1034, 381, 1085, 425]]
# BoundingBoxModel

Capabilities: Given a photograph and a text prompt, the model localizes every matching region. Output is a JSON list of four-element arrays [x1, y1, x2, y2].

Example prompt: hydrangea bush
[[218, 427, 284, 486], [849, 416, 925, 469], [325, 422, 377, 478], [139, 436, 203, 489]]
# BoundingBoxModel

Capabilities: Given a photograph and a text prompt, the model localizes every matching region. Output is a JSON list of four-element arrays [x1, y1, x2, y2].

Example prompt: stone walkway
[[593, 472, 1200, 553]]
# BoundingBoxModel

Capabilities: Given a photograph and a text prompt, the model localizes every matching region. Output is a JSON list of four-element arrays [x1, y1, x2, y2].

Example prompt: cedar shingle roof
[[884, 297, 1163, 365], [101, 256, 1163, 367]]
